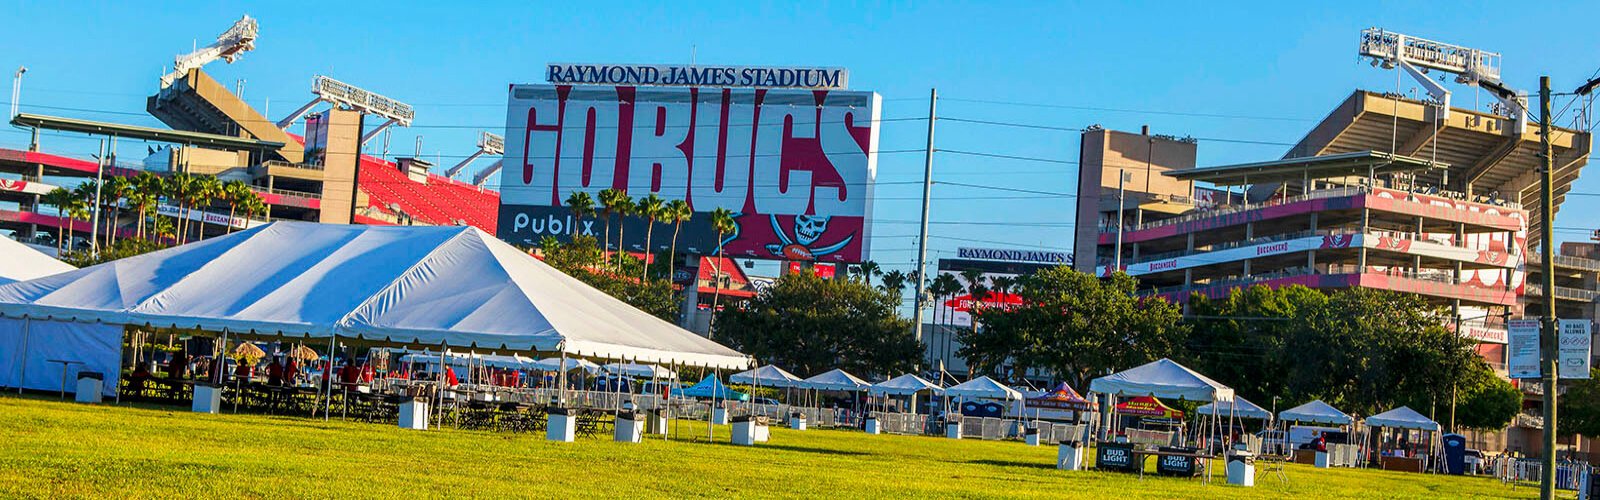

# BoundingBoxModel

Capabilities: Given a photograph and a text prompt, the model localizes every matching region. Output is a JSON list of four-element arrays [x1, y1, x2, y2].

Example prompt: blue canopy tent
[[681, 374, 748, 402]]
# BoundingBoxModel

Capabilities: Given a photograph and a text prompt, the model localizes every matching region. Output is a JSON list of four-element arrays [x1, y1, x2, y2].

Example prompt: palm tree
[[167, 173, 194, 243], [636, 194, 665, 281], [855, 261, 882, 284], [613, 193, 635, 254], [105, 176, 134, 247], [597, 188, 622, 258], [707, 207, 736, 339], [880, 270, 909, 301], [565, 191, 595, 240], [220, 180, 253, 234], [988, 276, 1016, 298], [664, 199, 691, 281], [128, 172, 161, 240], [191, 176, 223, 241], [931, 273, 962, 361], [41, 187, 78, 254]]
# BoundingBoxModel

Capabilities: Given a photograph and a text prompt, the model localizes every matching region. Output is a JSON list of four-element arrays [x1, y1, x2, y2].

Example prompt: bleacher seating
[[357, 156, 499, 232]]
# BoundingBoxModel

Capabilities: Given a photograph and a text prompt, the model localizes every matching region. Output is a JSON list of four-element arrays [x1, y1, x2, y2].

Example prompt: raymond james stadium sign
[[957, 247, 1071, 265], [546, 63, 849, 89]]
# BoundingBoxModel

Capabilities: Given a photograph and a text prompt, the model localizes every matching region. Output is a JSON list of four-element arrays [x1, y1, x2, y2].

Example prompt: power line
[[938, 96, 1316, 123]]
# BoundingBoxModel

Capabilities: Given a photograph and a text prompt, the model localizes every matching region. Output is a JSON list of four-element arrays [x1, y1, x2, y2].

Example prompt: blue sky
[[3, 1, 1599, 279]]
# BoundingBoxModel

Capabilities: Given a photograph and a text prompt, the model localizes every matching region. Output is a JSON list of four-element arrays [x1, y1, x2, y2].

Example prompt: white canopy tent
[[602, 362, 678, 380], [1279, 400, 1354, 425], [0, 237, 74, 285], [800, 368, 870, 391], [944, 376, 1022, 400], [1196, 396, 1272, 420], [868, 373, 943, 396], [1366, 406, 1439, 431], [530, 357, 601, 373], [729, 365, 803, 388], [396, 350, 533, 370], [1088, 358, 1235, 403], [0, 222, 749, 369]]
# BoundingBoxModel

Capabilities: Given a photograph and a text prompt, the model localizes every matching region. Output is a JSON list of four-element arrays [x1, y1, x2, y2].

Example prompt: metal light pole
[[1536, 75, 1557, 500], [9, 66, 24, 119], [911, 88, 936, 352], [1113, 168, 1127, 270]]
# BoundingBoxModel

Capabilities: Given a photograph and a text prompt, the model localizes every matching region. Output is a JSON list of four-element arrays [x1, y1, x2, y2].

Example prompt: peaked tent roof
[[1088, 358, 1235, 402], [868, 373, 942, 396], [396, 350, 533, 370], [680, 374, 748, 401], [602, 362, 678, 379], [1197, 396, 1272, 420], [0, 237, 74, 285], [1279, 400, 1353, 425], [1366, 406, 1440, 431], [0, 222, 749, 369], [729, 365, 803, 387], [945, 375, 1023, 400], [1027, 382, 1096, 410], [800, 368, 870, 391], [530, 357, 601, 373]]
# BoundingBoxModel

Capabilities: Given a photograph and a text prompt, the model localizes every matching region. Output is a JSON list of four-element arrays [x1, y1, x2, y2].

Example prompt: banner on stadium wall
[[1507, 318, 1542, 379], [1559, 319, 1592, 379], [498, 84, 880, 263], [156, 205, 261, 230]]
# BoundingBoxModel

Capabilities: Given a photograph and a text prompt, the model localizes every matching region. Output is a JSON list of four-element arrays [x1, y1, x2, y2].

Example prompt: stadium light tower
[[10, 66, 24, 119], [1358, 28, 1527, 133], [446, 131, 504, 179], [274, 75, 415, 145], [159, 15, 258, 89]]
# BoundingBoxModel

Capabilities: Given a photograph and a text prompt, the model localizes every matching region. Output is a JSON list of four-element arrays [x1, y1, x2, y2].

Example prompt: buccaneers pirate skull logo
[[765, 214, 854, 261]]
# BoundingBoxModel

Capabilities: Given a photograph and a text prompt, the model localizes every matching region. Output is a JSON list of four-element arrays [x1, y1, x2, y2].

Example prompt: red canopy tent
[[1114, 395, 1184, 419], [1027, 382, 1097, 411]]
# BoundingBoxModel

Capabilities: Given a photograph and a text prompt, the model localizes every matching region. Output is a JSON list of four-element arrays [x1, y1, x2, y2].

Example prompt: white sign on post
[[1506, 318, 1542, 379], [1559, 319, 1592, 379]]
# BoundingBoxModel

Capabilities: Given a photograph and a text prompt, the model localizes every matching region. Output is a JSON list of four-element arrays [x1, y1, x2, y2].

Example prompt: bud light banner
[[498, 84, 880, 263]]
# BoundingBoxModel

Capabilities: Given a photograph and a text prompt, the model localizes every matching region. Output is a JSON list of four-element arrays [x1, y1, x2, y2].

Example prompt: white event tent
[[868, 373, 943, 396], [1279, 400, 1354, 426], [729, 365, 803, 387], [1088, 358, 1235, 403], [945, 375, 1022, 400], [1196, 396, 1272, 420], [0, 237, 75, 285], [800, 368, 870, 391], [0, 222, 748, 396], [1366, 406, 1439, 431], [530, 357, 601, 373]]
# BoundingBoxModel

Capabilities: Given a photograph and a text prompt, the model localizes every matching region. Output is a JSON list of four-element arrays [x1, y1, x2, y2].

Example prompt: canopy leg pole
[[558, 350, 568, 408], [323, 333, 336, 421], [17, 317, 30, 395]]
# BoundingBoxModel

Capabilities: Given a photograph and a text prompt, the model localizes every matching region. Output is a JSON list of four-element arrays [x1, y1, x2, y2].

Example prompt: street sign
[[1507, 318, 1541, 379], [1559, 319, 1592, 379]]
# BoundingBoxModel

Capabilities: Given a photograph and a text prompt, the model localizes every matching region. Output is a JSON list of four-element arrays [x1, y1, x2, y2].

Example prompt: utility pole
[[911, 88, 936, 353], [90, 138, 107, 257], [1536, 75, 1557, 500], [10, 66, 24, 119]]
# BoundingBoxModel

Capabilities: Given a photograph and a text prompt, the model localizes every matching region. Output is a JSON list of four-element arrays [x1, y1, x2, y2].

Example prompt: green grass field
[[0, 395, 1550, 499]]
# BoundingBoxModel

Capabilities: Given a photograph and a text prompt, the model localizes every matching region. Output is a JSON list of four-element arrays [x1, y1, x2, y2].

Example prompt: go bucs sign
[[498, 79, 880, 264]]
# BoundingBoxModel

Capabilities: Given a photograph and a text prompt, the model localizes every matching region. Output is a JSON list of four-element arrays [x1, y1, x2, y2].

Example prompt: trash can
[[546, 407, 575, 442], [74, 372, 103, 404], [192, 382, 222, 414], [790, 412, 807, 431], [615, 410, 642, 443], [398, 397, 429, 430], [1024, 426, 1040, 446], [945, 419, 963, 440], [1227, 450, 1256, 487], [864, 415, 880, 435], [711, 407, 729, 425], [730, 415, 757, 446], [1439, 434, 1466, 475], [1057, 440, 1085, 471]]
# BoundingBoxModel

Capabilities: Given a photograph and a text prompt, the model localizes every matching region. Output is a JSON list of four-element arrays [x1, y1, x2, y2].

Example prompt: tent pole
[[323, 333, 336, 421], [17, 317, 30, 394], [558, 350, 568, 408]]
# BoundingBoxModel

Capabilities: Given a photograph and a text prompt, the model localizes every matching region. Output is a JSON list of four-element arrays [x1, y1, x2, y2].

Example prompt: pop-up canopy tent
[[603, 362, 678, 379], [0, 222, 748, 397], [1027, 382, 1096, 411], [1088, 358, 1235, 403], [1279, 400, 1354, 425], [1366, 406, 1438, 431], [868, 373, 942, 396], [945, 375, 1023, 400], [1197, 396, 1272, 420], [801, 368, 870, 391], [530, 357, 601, 373], [0, 237, 74, 285], [680, 374, 748, 401], [729, 365, 803, 388]]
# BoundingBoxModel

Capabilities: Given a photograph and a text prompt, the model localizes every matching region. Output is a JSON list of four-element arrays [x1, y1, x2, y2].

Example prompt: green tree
[[565, 191, 595, 239], [958, 268, 1185, 386], [636, 194, 665, 281], [707, 208, 737, 337], [716, 271, 922, 377], [1559, 369, 1600, 438], [1185, 284, 1326, 405], [596, 188, 622, 256], [219, 180, 257, 233], [663, 199, 691, 280], [190, 175, 223, 241], [854, 261, 882, 284], [1452, 359, 1522, 431], [879, 270, 908, 301], [41, 187, 83, 254], [539, 234, 677, 320]]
